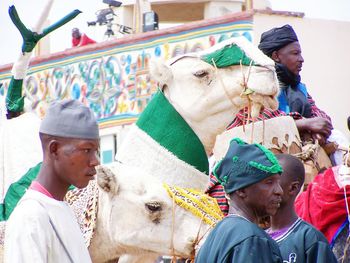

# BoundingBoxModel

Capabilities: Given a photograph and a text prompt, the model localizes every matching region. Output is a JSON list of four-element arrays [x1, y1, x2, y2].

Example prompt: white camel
[[0, 162, 217, 263], [83, 163, 214, 263], [116, 36, 279, 191]]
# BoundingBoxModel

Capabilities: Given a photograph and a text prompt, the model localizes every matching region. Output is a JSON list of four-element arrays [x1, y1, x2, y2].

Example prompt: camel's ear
[[149, 59, 173, 89], [96, 165, 119, 195]]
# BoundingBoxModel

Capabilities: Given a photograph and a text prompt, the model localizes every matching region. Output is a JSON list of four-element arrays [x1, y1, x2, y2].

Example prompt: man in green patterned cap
[[196, 138, 283, 263]]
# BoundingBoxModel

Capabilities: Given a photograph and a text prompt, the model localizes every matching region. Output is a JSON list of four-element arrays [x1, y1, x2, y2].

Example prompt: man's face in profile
[[243, 174, 283, 217], [274, 41, 304, 76]]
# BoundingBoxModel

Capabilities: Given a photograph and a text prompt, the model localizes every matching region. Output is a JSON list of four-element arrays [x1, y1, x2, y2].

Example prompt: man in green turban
[[196, 138, 283, 263]]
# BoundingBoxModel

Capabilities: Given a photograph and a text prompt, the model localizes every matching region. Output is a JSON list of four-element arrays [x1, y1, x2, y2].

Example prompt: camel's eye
[[193, 70, 209, 78], [145, 202, 162, 212]]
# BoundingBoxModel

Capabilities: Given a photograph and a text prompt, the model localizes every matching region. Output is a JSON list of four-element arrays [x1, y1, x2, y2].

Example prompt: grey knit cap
[[40, 99, 99, 139]]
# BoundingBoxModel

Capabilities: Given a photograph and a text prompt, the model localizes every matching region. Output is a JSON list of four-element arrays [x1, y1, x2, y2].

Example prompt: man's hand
[[312, 133, 327, 146], [295, 117, 332, 139]]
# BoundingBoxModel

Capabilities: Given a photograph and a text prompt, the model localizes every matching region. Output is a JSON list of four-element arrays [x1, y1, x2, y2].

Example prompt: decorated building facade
[[0, 12, 253, 164]]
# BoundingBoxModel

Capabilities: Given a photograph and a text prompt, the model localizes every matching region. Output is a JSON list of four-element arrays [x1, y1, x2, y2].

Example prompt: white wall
[[99, 125, 132, 163]]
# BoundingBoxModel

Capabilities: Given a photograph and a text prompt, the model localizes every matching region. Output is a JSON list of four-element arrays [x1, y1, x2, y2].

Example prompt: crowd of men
[[4, 24, 344, 263]]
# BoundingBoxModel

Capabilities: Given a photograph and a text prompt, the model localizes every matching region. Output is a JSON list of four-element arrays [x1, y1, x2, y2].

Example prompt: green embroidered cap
[[199, 37, 275, 69], [201, 42, 256, 67], [213, 138, 282, 194]]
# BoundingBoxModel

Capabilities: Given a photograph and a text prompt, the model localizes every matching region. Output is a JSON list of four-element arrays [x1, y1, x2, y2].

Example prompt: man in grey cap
[[4, 99, 99, 263]]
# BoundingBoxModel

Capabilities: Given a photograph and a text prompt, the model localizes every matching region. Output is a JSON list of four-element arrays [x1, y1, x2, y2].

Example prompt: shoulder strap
[[46, 213, 74, 263]]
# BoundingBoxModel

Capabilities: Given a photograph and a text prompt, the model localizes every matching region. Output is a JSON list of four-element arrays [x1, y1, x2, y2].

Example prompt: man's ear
[[289, 181, 301, 196], [236, 189, 247, 198], [271, 51, 280, 63], [48, 140, 59, 157]]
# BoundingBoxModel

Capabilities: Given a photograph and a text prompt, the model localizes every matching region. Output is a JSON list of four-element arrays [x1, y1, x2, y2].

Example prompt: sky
[[1, 0, 350, 65], [1, 0, 103, 65], [269, 0, 350, 21]]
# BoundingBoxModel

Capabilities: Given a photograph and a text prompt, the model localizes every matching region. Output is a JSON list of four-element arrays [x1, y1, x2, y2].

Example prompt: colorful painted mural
[[0, 12, 253, 129]]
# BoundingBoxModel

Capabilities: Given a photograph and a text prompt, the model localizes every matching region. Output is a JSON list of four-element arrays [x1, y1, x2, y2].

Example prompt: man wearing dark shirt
[[267, 154, 337, 263], [196, 138, 283, 263]]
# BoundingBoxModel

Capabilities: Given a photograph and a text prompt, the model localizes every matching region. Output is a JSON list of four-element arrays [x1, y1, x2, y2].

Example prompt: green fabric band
[[0, 162, 75, 221], [6, 77, 24, 112], [0, 162, 41, 221], [201, 43, 256, 68], [136, 91, 209, 174]]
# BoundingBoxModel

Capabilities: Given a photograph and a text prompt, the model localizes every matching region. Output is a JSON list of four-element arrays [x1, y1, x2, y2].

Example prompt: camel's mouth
[[171, 250, 194, 260], [249, 94, 278, 118], [169, 238, 199, 259]]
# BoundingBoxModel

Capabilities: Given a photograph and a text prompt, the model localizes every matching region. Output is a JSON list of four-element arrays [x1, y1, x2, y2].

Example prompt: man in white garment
[[4, 99, 100, 263]]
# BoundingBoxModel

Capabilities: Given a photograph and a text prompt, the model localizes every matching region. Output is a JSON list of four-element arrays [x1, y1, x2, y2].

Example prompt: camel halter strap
[[166, 55, 259, 147], [238, 60, 274, 146], [168, 201, 208, 263], [164, 183, 223, 262], [170, 191, 177, 262], [210, 58, 254, 112], [168, 191, 200, 263], [211, 58, 266, 145]]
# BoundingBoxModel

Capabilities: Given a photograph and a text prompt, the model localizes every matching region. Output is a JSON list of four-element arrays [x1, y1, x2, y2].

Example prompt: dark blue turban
[[258, 24, 298, 57]]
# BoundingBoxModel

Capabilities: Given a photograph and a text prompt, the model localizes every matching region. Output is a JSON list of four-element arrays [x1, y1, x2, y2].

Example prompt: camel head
[[150, 36, 279, 153], [90, 163, 211, 262]]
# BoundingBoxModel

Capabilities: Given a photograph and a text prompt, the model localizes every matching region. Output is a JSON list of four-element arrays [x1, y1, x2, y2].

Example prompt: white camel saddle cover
[[214, 116, 302, 161]]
